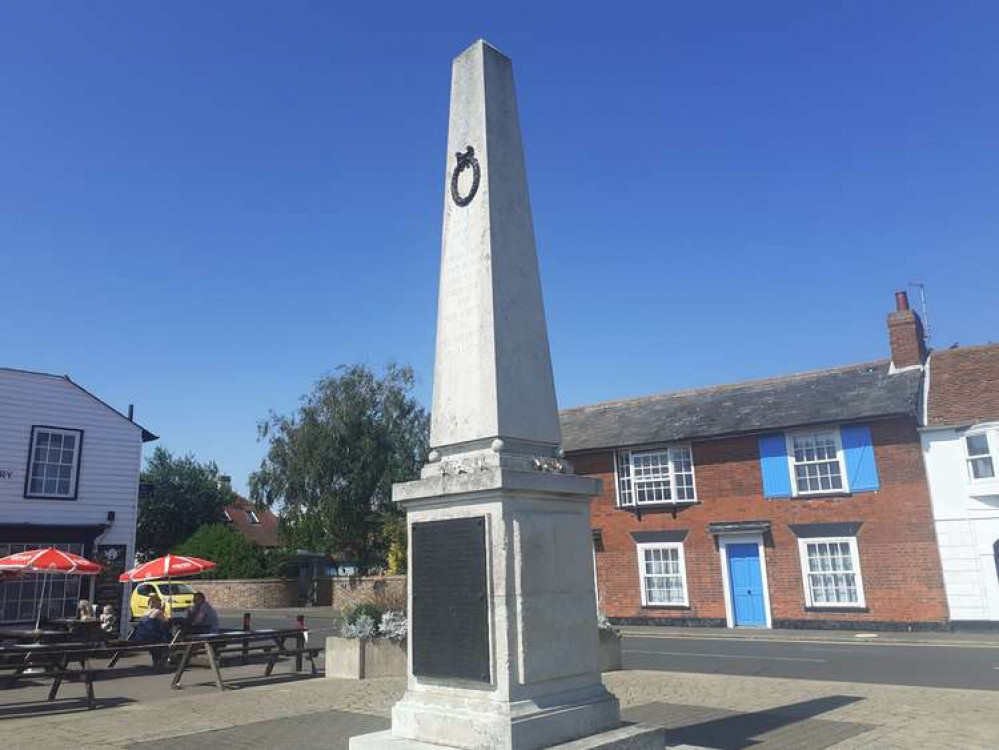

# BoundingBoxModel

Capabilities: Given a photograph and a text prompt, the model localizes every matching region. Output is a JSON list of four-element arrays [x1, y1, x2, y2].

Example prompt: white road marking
[[624, 649, 827, 663]]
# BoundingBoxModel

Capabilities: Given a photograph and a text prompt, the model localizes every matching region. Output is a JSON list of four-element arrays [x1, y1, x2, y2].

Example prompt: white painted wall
[[921, 425, 999, 622], [0, 369, 147, 623]]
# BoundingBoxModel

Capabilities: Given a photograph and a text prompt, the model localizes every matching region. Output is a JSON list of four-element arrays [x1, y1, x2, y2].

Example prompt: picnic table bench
[[0, 628, 319, 710], [169, 628, 319, 691], [0, 642, 102, 709]]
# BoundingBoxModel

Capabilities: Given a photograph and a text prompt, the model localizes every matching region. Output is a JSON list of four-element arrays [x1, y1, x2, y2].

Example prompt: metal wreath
[[450, 146, 480, 207]]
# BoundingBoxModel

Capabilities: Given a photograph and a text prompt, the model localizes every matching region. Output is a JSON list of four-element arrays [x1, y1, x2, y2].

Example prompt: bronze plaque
[[411, 516, 490, 682]]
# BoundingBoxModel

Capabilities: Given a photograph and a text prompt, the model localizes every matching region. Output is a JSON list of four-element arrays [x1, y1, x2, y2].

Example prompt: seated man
[[185, 592, 220, 634]]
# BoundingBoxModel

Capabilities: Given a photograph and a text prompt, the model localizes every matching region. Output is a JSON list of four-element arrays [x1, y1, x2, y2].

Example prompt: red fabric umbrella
[[118, 554, 215, 582], [0, 547, 102, 575], [0, 547, 102, 629]]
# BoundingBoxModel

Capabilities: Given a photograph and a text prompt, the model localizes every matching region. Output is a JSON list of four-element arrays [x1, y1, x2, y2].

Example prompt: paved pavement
[[2, 661, 998, 749], [622, 631, 999, 690], [618, 623, 999, 647]]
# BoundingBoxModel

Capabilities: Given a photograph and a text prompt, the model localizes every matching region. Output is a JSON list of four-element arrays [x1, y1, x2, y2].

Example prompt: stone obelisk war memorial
[[349, 41, 663, 750]]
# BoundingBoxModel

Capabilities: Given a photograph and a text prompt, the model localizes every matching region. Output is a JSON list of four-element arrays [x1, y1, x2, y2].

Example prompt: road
[[218, 611, 999, 691], [622, 632, 999, 691]]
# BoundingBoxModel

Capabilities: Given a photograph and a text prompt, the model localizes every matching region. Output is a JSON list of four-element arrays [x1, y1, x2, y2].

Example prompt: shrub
[[378, 610, 408, 641], [597, 611, 619, 635], [347, 603, 383, 627], [341, 614, 377, 639]]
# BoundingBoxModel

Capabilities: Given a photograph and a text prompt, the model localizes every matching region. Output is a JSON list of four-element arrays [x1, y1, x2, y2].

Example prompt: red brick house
[[561, 294, 949, 630], [224, 495, 280, 549]]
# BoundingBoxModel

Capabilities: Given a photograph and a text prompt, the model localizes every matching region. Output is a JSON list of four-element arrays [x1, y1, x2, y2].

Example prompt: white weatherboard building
[[920, 344, 999, 626], [0, 368, 156, 626]]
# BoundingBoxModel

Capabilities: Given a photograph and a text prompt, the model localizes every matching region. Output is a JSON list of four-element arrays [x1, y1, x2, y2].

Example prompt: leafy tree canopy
[[249, 364, 429, 570], [173, 524, 267, 579], [138, 447, 235, 558]]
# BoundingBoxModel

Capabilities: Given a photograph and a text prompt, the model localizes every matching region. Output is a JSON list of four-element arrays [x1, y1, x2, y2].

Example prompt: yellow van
[[129, 581, 197, 619]]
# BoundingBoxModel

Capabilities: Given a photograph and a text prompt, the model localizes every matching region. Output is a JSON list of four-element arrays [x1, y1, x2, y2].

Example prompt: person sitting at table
[[100, 604, 116, 634], [185, 592, 220, 634], [133, 594, 172, 666], [77, 598, 96, 621]]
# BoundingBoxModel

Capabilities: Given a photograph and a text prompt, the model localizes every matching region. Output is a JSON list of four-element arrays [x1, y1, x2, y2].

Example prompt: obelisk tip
[[457, 38, 510, 62]]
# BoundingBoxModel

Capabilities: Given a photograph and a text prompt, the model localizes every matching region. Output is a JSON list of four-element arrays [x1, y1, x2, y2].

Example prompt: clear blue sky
[[3, 2, 996, 494]]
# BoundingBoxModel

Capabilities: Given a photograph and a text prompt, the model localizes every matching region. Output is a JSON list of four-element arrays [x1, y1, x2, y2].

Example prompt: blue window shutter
[[759, 433, 792, 498], [841, 425, 880, 492]]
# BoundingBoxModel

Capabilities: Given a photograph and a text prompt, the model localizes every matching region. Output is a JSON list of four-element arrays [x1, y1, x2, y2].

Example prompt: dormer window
[[223, 509, 233, 522], [615, 444, 696, 507], [247, 510, 260, 524]]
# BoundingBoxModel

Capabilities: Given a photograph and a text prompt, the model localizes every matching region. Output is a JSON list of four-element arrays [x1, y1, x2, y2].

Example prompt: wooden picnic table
[[0, 627, 77, 644], [169, 628, 317, 691], [44, 618, 108, 641], [0, 628, 319, 711], [0, 641, 100, 708]]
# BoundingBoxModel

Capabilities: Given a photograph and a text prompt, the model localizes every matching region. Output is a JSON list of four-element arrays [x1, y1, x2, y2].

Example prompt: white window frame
[[797, 536, 866, 609], [25, 426, 83, 500], [636, 542, 690, 607], [223, 509, 233, 522], [785, 428, 850, 497], [963, 428, 997, 482], [247, 510, 260, 524], [614, 444, 697, 507]]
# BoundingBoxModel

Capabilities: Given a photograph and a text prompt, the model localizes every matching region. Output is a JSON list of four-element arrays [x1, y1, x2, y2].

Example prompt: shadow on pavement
[[128, 708, 389, 750], [624, 695, 875, 749], [0, 695, 135, 719]]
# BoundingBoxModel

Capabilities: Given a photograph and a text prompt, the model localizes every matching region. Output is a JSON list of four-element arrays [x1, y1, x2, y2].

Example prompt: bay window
[[615, 444, 696, 507]]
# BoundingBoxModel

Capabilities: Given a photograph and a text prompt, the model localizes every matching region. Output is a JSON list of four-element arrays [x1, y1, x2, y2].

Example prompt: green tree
[[138, 447, 235, 558], [249, 364, 428, 571], [173, 524, 267, 579], [383, 514, 407, 575]]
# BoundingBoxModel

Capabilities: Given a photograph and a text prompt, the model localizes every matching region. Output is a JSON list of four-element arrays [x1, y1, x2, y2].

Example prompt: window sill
[[804, 606, 869, 613], [23, 494, 79, 502], [619, 500, 700, 510], [967, 480, 999, 498], [790, 492, 854, 501], [641, 604, 691, 610]]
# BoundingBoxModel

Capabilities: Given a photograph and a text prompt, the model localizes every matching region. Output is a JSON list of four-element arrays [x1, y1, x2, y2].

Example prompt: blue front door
[[727, 543, 767, 627]]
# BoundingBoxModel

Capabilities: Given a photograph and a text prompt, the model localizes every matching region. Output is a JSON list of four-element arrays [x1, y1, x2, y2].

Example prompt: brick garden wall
[[184, 576, 407, 610], [330, 576, 407, 612], [190, 578, 298, 608], [574, 416, 949, 630]]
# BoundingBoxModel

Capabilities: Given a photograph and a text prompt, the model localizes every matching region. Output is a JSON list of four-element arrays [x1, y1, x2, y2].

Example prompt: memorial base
[[348, 723, 665, 750]]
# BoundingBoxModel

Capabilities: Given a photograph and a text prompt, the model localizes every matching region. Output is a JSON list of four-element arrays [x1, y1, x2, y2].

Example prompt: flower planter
[[597, 628, 622, 672], [325, 635, 407, 679]]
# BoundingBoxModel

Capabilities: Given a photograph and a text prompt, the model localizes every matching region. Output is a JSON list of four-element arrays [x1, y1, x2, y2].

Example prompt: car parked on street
[[128, 581, 196, 619]]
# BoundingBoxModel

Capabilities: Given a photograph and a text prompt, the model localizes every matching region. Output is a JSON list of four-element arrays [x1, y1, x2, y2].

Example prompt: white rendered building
[[920, 344, 999, 626]]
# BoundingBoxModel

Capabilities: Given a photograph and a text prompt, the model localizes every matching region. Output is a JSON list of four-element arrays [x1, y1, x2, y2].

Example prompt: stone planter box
[[325, 636, 407, 679], [598, 628, 622, 672], [325, 631, 618, 678]]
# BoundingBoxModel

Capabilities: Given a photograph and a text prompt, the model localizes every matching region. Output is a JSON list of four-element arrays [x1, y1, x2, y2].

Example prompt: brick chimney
[[887, 290, 927, 369]]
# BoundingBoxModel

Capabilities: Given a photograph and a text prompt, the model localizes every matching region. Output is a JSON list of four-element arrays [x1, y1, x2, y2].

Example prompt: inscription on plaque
[[411, 516, 490, 682]]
